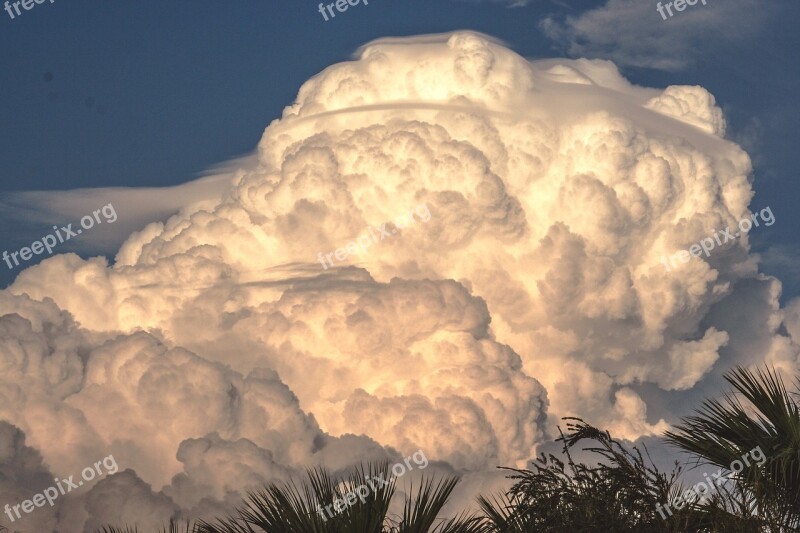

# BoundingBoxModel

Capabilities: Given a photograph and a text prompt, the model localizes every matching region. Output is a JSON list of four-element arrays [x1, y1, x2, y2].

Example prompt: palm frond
[[665, 365, 800, 530], [95, 518, 197, 533], [395, 475, 459, 533]]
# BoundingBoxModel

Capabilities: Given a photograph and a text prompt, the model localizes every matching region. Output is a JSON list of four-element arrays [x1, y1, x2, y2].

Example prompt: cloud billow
[[0, 31, 796, 529]]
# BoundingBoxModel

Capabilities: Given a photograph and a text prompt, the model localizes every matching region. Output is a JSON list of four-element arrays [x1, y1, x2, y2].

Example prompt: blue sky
[[1, 0, 798, 292]]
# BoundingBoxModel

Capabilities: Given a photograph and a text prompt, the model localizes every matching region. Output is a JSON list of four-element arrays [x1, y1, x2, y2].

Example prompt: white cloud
[[542, 0, 769, 70], [0, 155, 251, 255], [0, 31, 796, 529]]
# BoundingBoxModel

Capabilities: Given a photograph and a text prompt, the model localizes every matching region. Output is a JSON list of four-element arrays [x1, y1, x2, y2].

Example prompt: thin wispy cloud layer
[[0, 31, 797, 530], [0, 155, 252, 254], [542, 0, 769, 70]]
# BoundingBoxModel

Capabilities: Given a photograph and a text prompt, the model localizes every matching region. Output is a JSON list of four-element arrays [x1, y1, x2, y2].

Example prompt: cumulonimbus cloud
[[0, 31, 797, 530]]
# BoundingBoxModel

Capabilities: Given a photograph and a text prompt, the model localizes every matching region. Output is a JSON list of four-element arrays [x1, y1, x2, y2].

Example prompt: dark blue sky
[[1, 0, 798, 293]]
